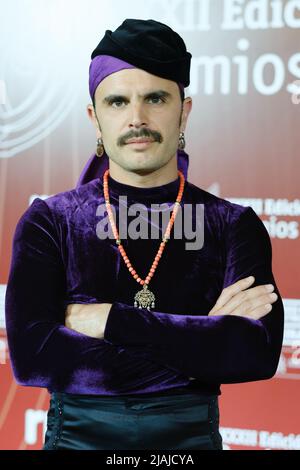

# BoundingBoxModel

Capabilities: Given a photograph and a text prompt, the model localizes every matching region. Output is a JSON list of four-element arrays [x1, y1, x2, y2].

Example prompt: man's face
[[88, 68, 192, 176]]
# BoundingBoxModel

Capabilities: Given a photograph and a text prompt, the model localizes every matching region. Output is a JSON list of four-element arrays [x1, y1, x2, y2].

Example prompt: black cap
[[91, 18, 192, 87]]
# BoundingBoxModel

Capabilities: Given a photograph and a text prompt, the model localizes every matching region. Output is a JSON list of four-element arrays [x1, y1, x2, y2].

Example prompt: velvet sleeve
[[4, 198, 187, 393], [104, 206, 284, 384]]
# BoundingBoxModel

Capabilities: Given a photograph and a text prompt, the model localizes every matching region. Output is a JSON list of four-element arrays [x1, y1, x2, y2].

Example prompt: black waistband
[[50, 386, 218, 403]]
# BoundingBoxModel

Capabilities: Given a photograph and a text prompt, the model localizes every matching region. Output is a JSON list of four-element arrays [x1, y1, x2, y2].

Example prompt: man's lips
[[125, 138, 155, 144]]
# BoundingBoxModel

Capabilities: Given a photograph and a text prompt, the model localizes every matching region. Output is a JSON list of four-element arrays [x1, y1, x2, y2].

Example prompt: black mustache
[[119, 129, 162, 146]]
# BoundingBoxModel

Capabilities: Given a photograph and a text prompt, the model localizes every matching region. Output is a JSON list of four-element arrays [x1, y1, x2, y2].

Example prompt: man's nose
[[129, 102, 148, 128]]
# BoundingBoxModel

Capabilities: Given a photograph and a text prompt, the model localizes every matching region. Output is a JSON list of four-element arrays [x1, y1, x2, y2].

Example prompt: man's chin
[[131, 168, 157, 176], [124, 161, 162, 176], [123, 153, 158, 170]]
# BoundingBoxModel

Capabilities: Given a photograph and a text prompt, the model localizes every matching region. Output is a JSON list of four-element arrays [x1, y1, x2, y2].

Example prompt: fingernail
[[265, 284, 274, 292]]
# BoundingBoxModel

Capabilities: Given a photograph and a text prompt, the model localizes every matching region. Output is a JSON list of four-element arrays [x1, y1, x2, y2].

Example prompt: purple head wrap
[[89, 55, 185, 102], [89, 55, 137, 100]]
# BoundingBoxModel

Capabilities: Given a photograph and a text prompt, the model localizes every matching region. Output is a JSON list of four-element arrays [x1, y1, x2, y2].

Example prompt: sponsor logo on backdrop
[[291, 79, 300, 104], [154, 0, 300, 33], [205, 186, 300, 241], [0, 2, 79, 159], [277, 298, 300, 380], [24, 409, 47, 446], [0, 284, 6, 330], [151, 0, 300, 98], [227, 197, 300, 240], [0, 337, 6, 365], [221, 426, 300, 450]]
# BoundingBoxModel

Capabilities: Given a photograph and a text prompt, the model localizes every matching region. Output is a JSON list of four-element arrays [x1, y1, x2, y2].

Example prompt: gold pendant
[[134, 284, 155, 310]]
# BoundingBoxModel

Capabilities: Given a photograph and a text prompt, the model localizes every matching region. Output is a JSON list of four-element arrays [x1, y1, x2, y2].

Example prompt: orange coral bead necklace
[[103, 169, 185, 310]]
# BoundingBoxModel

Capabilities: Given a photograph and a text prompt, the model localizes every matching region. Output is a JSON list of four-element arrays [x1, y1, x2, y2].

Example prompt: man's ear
[[86, 104, 101, 138], [86, 104, 95, 122], [180, 97, 192, 132]]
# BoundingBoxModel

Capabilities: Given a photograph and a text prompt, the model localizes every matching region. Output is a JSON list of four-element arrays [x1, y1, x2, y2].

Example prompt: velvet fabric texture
[[5, 171, 284, 396]]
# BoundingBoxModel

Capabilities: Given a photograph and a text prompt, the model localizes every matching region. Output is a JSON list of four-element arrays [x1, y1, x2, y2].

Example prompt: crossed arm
[[65, 276, 278, 339], [5, 198, 284, 390]]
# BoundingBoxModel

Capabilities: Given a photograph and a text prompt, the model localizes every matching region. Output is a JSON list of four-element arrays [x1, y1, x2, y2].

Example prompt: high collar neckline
[[101, 173, 184, 203]]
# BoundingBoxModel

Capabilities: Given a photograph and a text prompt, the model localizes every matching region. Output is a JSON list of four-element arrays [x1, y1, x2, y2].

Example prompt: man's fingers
[[229, 292, 278, 316], [241, 303, 273, 320], [217, 286, 276, 315], [209, 299, 275, 319], [211, 276, 255, 312]]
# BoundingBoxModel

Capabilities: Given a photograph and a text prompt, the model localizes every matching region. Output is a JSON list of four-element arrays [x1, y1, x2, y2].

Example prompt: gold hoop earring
[[96, 137, 104, 157], [178, 131, 185, 150]]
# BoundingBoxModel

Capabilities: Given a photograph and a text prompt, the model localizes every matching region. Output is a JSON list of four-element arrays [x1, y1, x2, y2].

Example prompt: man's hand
[[208, 276, 278, 320], [65, 303, 112, 338]]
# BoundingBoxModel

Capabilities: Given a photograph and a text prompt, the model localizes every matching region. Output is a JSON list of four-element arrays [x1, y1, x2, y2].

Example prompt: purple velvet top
[[5, 174, 284, 396]]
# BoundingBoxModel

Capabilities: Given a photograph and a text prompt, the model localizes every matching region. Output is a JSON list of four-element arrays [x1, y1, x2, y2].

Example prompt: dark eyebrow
[[102, 89, 172, 104]]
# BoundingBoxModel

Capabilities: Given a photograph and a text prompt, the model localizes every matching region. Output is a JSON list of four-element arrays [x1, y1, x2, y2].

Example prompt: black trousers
[[43, 388, 223, 450]]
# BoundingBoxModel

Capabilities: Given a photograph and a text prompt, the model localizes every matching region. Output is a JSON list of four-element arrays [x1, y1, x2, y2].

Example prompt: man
[[5, 19, 283, 451]]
